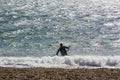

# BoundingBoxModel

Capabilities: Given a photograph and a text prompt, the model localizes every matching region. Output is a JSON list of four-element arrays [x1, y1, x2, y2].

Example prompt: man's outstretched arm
[[64, 46, 70, 49]]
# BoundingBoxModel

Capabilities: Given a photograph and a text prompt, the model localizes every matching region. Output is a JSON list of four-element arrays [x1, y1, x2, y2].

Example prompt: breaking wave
[[0, 55, 120, 68]]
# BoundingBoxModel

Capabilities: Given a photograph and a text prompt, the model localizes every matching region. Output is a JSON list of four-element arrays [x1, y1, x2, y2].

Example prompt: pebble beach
[[0, 67, 120, 80]]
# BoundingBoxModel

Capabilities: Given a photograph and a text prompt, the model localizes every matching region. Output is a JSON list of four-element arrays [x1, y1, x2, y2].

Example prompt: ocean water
[[0, 0, 120, 68]]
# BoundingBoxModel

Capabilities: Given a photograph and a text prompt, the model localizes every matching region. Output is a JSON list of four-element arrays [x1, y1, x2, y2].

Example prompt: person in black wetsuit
[[56, 43, 70, 56]]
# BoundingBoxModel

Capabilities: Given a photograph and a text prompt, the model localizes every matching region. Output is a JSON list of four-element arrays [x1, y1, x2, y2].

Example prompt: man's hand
[[68, 46, 71, 49]]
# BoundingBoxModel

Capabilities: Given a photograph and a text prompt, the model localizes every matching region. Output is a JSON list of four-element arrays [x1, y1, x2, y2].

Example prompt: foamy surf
[[0, 55, 120, 68]]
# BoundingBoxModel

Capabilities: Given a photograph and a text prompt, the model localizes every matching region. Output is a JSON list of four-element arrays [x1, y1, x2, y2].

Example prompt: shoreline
[[0, 67, 120, 80]]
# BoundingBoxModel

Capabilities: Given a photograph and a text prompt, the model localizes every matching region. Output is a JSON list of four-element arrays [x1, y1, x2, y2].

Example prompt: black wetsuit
[[56, 46, 69, 56]]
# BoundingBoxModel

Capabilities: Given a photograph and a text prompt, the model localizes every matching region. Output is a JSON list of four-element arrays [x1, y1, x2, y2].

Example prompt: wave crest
[[0, 55, 120, 68]]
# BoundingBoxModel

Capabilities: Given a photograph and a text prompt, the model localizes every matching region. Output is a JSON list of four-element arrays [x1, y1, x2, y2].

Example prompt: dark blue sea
[[0, 0, 120, 68]]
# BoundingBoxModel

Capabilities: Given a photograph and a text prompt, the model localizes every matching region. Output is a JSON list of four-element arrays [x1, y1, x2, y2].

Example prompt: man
[[56, 43, 70, 56]]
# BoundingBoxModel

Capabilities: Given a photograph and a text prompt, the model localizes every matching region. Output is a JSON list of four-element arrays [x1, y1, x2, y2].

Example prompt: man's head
[[60, 43, 63, 47]]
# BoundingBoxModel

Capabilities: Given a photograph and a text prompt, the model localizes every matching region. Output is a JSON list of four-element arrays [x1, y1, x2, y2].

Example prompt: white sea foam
[[0, 55, 120, 68]]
